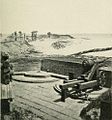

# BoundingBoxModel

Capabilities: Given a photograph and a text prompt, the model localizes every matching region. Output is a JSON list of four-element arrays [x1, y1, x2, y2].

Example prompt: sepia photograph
[[1, 0, 112, 120]]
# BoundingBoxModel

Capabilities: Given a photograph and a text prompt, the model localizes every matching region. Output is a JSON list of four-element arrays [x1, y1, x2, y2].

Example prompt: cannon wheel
[[98, 71, 106, 87]]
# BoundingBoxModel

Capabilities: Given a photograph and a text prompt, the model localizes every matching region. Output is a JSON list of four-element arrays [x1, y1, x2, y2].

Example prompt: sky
[[1, 0, 112, 34]]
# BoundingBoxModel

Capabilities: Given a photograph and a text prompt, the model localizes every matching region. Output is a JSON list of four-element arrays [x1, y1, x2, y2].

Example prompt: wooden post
[[24, 33, 26, 41], [60, 80, 84, 102], [31, 31, 38, 41], [61, 88, 67, 102], [14, 32, 17, 41]]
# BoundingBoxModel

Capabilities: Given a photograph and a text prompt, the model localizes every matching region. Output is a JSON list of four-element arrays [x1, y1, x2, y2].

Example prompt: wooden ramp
[[12, 79, 88, 120]]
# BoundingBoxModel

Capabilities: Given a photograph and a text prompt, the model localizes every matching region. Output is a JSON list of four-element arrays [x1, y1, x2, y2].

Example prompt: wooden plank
[[79, 80, 98, 90], [14, 89, 80, 119], [88, 87, 109, 100], [99, 67, 112, 72], [12, 81, 87, 116], [13, 80, 63, 89], [15, 96, 78, 120], [86, 63, 98, 80], [14, 87, 60, 106], [13, 83, 86, 113], [13, 82, 61, 99], [13, 100, 58, 120], [60, 80, 84, 89]]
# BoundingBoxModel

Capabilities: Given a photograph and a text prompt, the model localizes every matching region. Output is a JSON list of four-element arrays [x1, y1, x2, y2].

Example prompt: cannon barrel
[[82, 59, 94, 68], [82, 58, 108, 73]]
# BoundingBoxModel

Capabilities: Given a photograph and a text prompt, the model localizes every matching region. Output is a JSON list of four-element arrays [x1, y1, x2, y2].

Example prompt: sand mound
[[70, 47, 112, 56], [1, 37, 33, 57], [2, 34, 112, 58], [37, 33, 74, 39], [49, 34, 74, 39], [30, 34, 112, 57], [51, 41, 71, 49]]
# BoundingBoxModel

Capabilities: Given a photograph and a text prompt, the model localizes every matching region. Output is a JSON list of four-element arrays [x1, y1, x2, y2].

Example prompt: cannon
[[53, 58, 109, 102]]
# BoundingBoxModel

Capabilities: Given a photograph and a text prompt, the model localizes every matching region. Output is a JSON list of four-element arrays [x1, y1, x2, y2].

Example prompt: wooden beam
[[60, 80, 84, 89], [78, 80, 98, 90], [86, 63, 99, 80]]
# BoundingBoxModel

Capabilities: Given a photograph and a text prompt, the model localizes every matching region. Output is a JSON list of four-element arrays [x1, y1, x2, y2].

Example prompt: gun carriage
[[53, 58, 110, 102]]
